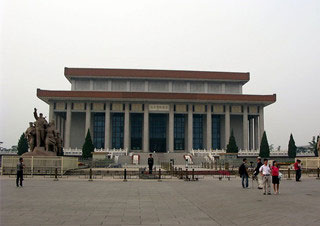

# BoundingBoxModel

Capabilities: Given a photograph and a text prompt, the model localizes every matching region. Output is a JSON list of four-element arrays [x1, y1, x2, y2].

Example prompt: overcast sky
[[1, 0, 319, 149]]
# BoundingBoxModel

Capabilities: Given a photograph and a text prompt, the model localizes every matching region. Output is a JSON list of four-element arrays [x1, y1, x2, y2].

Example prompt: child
[[271, 161, 280, 194]]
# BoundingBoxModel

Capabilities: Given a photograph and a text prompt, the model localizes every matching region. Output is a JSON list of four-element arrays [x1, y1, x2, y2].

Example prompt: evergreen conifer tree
[[315, 136, 319, 157], [288, 133, 297, 158], [226, 130, 239, 153], [308, 136, 318, 157], [259, 131, 270, 158], [17, 133, 29, 155], [82, 129, 94, 158]]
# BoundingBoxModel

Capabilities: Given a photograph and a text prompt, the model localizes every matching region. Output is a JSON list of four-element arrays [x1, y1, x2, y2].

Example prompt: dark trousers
[[296, 169, 301, 181], [242, 174, 248, 188], [16, 171, 23, 187], [148, 165, 153, 174]]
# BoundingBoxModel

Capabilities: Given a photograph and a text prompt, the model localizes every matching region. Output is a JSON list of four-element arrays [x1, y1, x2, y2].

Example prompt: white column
[[221, 83, 226, 93], [259, 106, 265, 141], [187, 104, 193, 152], [124, 103, 130, 150], [187, 82, 191, 92], [225, 105, 230, 148], [64, 103, 72, 148], [168, 81, 173, 92], [71, 80, 76, 90], [168, 104, 174, 152], [143, 104, 149, 152], [89, 80, 94, 90], [107, 80, 112, 91], [49, 102, 54, 122], [243, 106, 249, 150], [206, 105, 212, 150], [249, 118, 254, 150], [104, 103, 110, 149], [85, 103, 91, 137], [204, 82, 208, 93], [254, 116, 259, 150], [144, 81, 149, 92]]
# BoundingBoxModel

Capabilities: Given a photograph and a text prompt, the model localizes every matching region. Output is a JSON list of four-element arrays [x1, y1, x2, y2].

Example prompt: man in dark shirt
[[254, 157, 263, 189], [16, 157, 25, 187], [148, 154, 154, 174], [239, 158, 249, 188]]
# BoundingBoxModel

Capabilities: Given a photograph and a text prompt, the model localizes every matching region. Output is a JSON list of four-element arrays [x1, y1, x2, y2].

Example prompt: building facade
[[37, 68, 276, 153]]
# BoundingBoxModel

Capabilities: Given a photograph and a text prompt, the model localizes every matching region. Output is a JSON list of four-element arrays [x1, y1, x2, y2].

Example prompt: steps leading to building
[[117, 152, 206, 166]]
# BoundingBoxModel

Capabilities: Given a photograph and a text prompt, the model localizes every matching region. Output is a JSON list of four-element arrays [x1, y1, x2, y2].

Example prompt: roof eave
[[37, 89, 276, 106], [64, 67, 250, 83]]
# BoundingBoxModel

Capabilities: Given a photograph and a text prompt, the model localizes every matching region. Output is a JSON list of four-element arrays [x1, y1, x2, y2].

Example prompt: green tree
[[259, 131, 270, 158], [17, 133, 29, 155], [82, 129, 94, 158], [288, 134, 297, 158], [308, 136, 319, 157], [226, 130, 239, 153]]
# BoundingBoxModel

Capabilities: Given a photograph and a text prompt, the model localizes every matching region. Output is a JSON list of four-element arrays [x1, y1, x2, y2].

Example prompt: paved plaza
[[1, 176, 320, 226]]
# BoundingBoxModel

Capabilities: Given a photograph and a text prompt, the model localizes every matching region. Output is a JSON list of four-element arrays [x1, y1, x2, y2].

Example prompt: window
[[212, 115, 221, 149], [112, 113, 124, 149], [193, 114, 203, 149], [93, 113, 105, 149], [131, 113, 143, 150], [174, 114, 185, 150], [149, 114, 167, 152]]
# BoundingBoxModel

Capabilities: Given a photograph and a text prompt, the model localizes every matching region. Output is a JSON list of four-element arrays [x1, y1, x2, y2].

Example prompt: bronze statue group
[[24, 108, 63, 155]]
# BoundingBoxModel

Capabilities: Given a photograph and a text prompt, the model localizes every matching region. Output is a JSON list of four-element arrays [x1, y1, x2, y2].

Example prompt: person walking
[[259, 159, 271, 195], [16, 157, 25, 187], [253, 157, 263, 189], [294, 159, 302, 182], [239, 158, 249, 188], [148, 154, 154, 174], [271, 161, 280, 194]]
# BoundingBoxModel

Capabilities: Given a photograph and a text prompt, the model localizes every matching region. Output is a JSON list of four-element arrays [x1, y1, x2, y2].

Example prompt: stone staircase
[[117, 152, 206, 166]]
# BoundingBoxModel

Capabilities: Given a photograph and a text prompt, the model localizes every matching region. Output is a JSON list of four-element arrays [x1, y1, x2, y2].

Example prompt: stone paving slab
[[1, 176, 320, 225]]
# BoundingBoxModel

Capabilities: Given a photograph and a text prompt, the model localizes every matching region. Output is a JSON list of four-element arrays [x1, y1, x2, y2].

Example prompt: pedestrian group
[[239, 157, 303, 195]]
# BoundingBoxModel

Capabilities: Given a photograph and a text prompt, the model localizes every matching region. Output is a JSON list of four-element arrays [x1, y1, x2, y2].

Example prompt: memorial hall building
[[37, 68, 276, 153]]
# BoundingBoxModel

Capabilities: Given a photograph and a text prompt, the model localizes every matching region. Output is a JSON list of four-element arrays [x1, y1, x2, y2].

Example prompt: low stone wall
[[297, 157, 320, 169], [1, 156, 78, 175]]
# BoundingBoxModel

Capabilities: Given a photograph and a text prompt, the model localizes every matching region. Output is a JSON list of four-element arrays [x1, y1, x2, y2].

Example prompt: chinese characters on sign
[[149, 104, 169, 111]]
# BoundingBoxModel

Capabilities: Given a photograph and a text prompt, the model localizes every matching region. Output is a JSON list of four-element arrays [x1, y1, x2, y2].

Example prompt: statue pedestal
[[22, 147, 56, 157]]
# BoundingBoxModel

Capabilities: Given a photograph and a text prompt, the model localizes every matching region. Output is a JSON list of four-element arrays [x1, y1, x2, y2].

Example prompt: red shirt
[[271, 166, 279, 176], [294, 162, 300, 170]]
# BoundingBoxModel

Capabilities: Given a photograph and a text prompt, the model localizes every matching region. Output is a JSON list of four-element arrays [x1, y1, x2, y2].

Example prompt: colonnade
[[50, 103, 265, 152]]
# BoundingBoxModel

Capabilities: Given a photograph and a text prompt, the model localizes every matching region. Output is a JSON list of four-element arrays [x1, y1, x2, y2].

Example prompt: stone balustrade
[[63, 148, 128, 157], [191, 149, 315, 157], [192, 149, 226, 157], [0, 150, 18, 155], [63, 148, 82, 156]]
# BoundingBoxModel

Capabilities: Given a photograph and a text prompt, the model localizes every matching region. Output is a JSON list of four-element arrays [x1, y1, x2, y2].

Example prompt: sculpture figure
[[33, 108, 48, 147], [45, 120, 57, 153], [24, 122, 36, 151], [22, 108, 63, 156]]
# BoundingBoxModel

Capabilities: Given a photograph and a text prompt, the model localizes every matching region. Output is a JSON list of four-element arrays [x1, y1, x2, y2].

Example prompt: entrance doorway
[[149, 114, 167, 152]]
